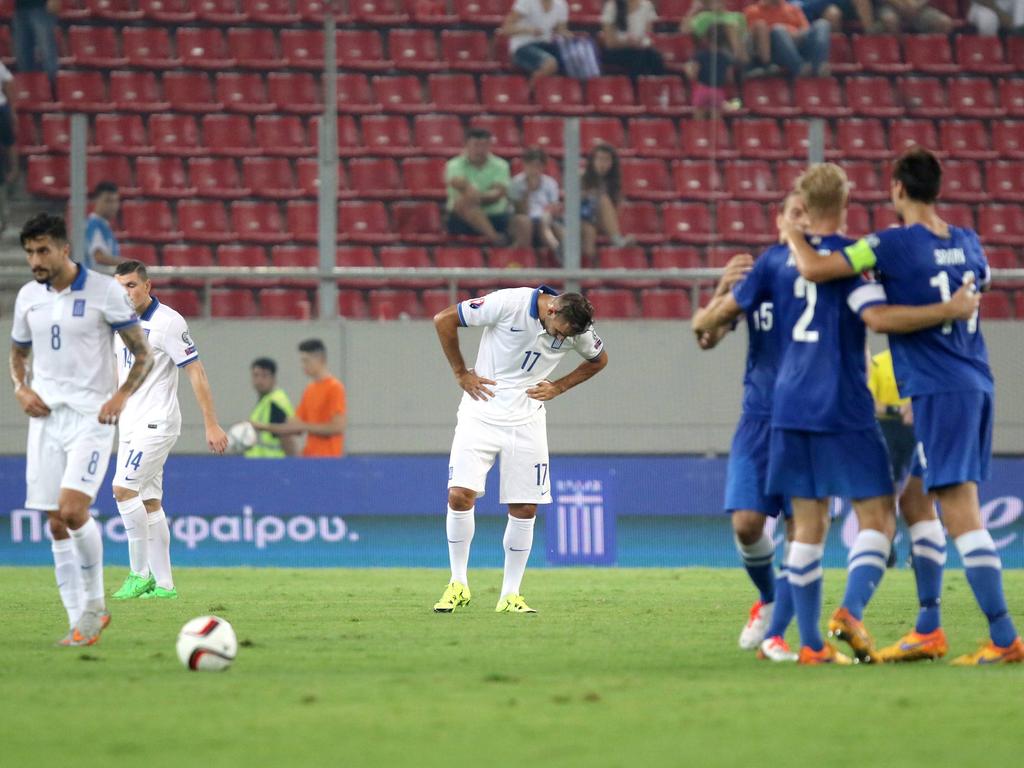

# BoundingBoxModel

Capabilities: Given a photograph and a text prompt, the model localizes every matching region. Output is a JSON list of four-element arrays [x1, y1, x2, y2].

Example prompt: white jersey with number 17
[[115, 297, 198, 441], [456, 286, 604, 426]]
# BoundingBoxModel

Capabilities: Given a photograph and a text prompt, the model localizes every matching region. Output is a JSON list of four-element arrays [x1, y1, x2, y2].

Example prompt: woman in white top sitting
[[499, 0, 571, 86], [599, 0, 665, 76]]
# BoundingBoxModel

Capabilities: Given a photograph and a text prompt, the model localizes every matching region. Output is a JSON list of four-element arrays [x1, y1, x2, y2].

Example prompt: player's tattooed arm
[[780, 220, 857, 283], [433, 305, 496, 401], [9, 343, 51, 417], [98, 323, 153, 425], [529, 350, 608, 401]]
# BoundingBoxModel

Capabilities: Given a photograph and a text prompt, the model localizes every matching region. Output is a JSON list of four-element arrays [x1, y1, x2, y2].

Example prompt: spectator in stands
[[444, 128, 512, 246], [581, 143, 633, 263], [509, 147, 563, 254], [681, 0, 749, 69], [14, 0, 59, 85], [245, 357, 298, 459], [969, 0, 1024, 32], [744, 0, 830, 79], [84, 181, 121, 273], [0, 63, 17, 232], [685, 24, 740, 117], [599, 0, 666, 76], [499, 0, 571, 87], [792, 0, 878, 32], [252, 339, 347, 458], [876, 0, 954, 33]]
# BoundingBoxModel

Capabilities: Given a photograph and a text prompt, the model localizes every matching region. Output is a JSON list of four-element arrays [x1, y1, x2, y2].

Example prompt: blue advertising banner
[[1, 456, 1022, 568]]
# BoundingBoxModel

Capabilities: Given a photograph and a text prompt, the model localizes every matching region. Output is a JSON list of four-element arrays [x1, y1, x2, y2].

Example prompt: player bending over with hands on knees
[[695, 165, 978, 664], [109, 260, 228, 602], [10, 213, 153, 646], [780, 148, 1024, 665], [433, 286, 608, 614]]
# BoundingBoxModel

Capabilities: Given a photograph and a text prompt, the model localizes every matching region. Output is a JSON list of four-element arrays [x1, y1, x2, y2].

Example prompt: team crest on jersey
[[551, 337, 564, 350], [182, 330, 193, 346], [72, 299, 86, 317], [469, 298, 485, 309]]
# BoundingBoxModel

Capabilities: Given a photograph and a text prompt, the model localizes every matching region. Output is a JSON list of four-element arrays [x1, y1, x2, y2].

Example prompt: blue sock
[[787, 541, 825, 651], [841, 529, 890, 621], [764, 562, 794, 640], [735, 532, 775, 605], [909, 519, 945, 634], [956, 530, 1018, 648]]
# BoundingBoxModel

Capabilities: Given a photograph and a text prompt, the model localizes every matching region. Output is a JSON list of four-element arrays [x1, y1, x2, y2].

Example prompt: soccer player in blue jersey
[[692, 191, 808, 662], [699, 164, 980, 664], [785, 148, 1024, 665]]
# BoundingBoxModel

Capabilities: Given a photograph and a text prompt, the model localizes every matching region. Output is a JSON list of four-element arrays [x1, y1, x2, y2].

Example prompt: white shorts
[[112, 432, 177, 500], [25, 406, 115, 511], [448, 412, 551, 505]]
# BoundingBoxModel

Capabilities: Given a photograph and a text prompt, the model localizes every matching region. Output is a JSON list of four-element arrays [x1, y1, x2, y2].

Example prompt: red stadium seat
[[978, 205, 1024, 245], [828, 33, 859, 74], [1017, 293, 1024, 320], [651, 246, 701, 269], [674, 159, 726, 201], [937, 203, 975, 229], [340, 201, 399, 244], [775, 161, 805, 194], [522, 116, 565, 156], [337, 289, 370, 319], [940, 120, 996, 160], [567, 0, 603, 22], [836, 118, 889, 160], [378, 246, 439, 288], [982, 291, 1013, 319], [161, 244, 213, 269], [844, 160, 886, 202], [392, 201, 443, 244], [795, 77, 851, 118], [435, 248, 485, 270], [150, 114, 203, 156], [717, 201, 772, 245], [56, 0, 90, 19], [56, 71, 107, 112], [267, 72, 321, 116], [481, 75, 537, 114], [401, 157, 447, 200], [628, 118, 680, 159], [428, 73, 480, 115], [190, 157, 249, 198], [179, 200, 236, 243], [369, 290, 421, 320], [121, 200, 182, 242], [956, 35, 1013, 74], [242, 157, 301, 199], [657, 0, 689, 21], [454, 0, 505, 24], [196, 0, 248, 23], [596, 247, 654, 288], [280, 29, 324, 69], [1001, 80, 1024, 118], [620, 158, 675, 201], [904, 34, 957, 74], [88, 155, 137, 196], [535, 77, 592, 115], [652, 32, 694, 73], [587, 76, 644, 116], [271, 245, 318, 289], [361, 115, 415, 156], [853, 34, 910, 73], [164, 71, 221, 114], [889, 119, 938, 154], [203, 114, 259, 156], [986, 161, 1024, 202], [725, 160, 779, 202], [389, 28, 444, 72], [217, 244, 267, 277], [141, 0, 197, 22], [845, 76, 902, 118], [136, 156, 195, 199], [297, 157, 354, 199], [440, 30, 499, 72], [743, 78, 797, 117], [641, 288, 692, 319], [412, 0, 458, 24], [286, 201, 318, 243], [614, 201, 660, 245], [993, 121, 1024, 159], [337, 29, 392, 71], [470, 115, 520, 155], [1009, 36, 1024, 70], [17, 113, 44, 154], [232, 201, 290, 244], [156, 289, 201, 318], [109, 70, 169, 112], [421, 289, 459, 318], [177, 27, 235, 70], [900, 77, 952, 118], [260, 289, 312, 319], [349, 157, 405, 199], [846, 202, 870, 236], [950, 78, 1005, 118], [662, 202, 713, 244], [13, 72, 58, 112], [940, 160, 986, 203], [413, 114, 464, 156], [211, 289, 257, 319], [68, 25, 126, 67], [352, 0, 409, 23], [986, 248, 1021, 269], [871, 205, 900, 231], [245, 0, 301, 23], [580, 116, 626, 155], [337, 73, 380, 114], [297, 0, 353, 22], [681, 120, 736, 158], [489, 247, 537, 269], [586, 289, 637, 319], [734, 119, 787, 159], [783, 118, 836, 159], [122, 27, 179, 68], [94, 114, 152, 156], [26, 155, 68, 197], [374, 75, 430, 114], [637, 76, 690, 117], [216, 72, 274, 114], [227, 27, 283, 69], [89, 0, 144, 19], [256, 115, 314, 157]]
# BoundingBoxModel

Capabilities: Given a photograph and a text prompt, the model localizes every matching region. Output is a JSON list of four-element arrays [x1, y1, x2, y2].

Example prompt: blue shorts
[[513, 42, 560, 74], [794, 0, 856, 20], [767, 425, 894, 500], [725, 414, 789, 518], [911, 390, 993, 491]]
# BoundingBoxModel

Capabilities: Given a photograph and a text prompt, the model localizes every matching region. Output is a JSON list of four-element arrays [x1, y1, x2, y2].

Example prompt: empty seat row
[[830, 33, 1024, 74]]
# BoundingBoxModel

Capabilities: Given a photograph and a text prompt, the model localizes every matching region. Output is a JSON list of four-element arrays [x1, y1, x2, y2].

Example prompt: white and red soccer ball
[[176, 616, 237, 671]]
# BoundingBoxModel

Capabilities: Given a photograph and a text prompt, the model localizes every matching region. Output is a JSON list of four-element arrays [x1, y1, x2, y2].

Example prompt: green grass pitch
[[4, 566, 1024, 768]]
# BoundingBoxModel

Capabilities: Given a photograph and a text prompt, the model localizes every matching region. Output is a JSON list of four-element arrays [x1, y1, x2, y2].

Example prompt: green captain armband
[[844, 239, 878, 273]]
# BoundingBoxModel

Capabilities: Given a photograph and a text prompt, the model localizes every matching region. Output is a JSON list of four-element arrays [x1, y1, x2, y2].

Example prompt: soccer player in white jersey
[[432, 286, 608, 613], [110, 260, 229, 600], [9, 214, 153, 646]]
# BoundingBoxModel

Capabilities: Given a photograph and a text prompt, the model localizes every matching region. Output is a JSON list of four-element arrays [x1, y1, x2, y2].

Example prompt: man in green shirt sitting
[[444, 128, 512, 245], [246, 357, 298, 458]]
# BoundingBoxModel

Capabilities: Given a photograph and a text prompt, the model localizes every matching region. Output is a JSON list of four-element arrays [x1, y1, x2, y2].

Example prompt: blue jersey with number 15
[[730, 245, 784, 420], [843, 224, 993, 397]]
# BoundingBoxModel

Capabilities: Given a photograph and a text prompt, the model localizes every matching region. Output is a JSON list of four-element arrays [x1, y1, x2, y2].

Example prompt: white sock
[[69, 517, 105, 610], [148, 508, 174, 590], [446, 506, 475, 586], [51, 538, 83, 628], [116, 496, 150, 577], [500, 515, 535, 599]]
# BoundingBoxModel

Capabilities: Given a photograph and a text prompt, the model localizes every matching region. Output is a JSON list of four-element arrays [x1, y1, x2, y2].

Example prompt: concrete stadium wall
[[1, 320, 1022, 455]]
